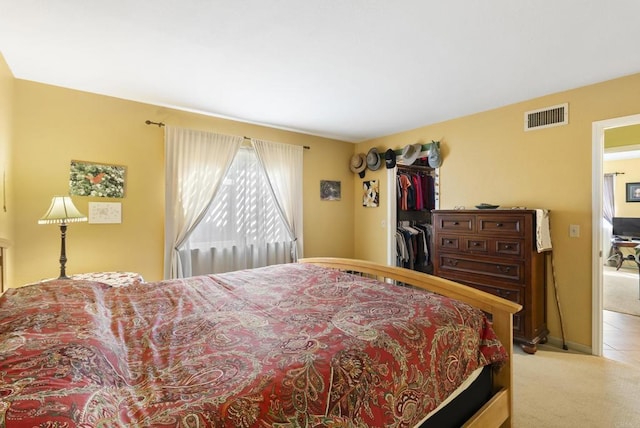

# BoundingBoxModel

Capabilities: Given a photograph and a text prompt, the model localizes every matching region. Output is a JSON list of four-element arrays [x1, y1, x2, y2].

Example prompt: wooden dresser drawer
[[477, 214, 526, 237], [434, 215, 475, 233], [443, 277, 526, 336], [462, 282, 526, 337], [438, 255, 524, 284], [465, 237, 488, 253], [493, 239, 524, 257], [473, 283, 523, 305], [437, 235, 462, 251]]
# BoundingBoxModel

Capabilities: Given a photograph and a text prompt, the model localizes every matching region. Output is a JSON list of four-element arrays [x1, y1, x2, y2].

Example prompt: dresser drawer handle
[[453, 221, 459, 225], [446, 239, 454, 244], [447, 259, 459, 266], [496, 265, 511, 273], [472, 242, 480, 246], [504, 244, 512, 249], [496, 223, 503, 227]]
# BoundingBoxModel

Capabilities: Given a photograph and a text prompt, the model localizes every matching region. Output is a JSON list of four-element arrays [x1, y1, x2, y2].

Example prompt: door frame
[[592, 113, 640, 356], [386, 160, 440, 266]]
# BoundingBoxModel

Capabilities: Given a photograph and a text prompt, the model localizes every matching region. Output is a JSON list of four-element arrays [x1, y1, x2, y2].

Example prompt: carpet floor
[[513, 345, 640, 427], [604, 267, 640, 316]]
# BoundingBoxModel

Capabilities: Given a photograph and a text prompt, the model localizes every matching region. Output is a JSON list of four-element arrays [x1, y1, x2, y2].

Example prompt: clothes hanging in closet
[[396, 170, 435, 212], [396, 221, 433, 271]]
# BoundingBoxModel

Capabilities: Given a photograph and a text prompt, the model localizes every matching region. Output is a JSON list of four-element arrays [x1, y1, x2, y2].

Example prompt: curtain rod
[[145, 120, 310, 149]]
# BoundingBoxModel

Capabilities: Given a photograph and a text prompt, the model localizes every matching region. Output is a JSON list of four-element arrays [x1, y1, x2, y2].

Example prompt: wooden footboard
[[299, 257, 522, 428]]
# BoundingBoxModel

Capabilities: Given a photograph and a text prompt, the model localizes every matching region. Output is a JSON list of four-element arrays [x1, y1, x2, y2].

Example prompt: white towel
[[535, 209, 552, 252]]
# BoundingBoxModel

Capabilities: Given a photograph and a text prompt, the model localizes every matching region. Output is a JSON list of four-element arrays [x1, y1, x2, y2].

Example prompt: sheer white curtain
[[603, 173, 615, 224], [252, 138, 304, 260], [182, 145, 300, 275], [603, 173, 615, 263], [164, 126, 243, 279]]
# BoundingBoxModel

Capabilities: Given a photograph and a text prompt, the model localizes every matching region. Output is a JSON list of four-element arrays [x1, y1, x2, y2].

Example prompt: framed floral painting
[[363, 180, 379, 207], [69, 160, 126, 198]]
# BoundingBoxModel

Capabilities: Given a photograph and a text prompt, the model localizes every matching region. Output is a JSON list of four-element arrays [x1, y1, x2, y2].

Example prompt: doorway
[[592, 113, 640, 356]]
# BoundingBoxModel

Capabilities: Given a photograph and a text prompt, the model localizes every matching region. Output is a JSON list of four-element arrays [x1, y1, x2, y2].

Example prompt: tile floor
[[603, 309, 640, 365]]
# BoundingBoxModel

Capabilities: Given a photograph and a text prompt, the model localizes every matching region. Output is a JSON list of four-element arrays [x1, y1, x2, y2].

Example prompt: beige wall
[[354, 72, 640, 350], [604, 158, 640, 217], [9, 80, 355, 287]]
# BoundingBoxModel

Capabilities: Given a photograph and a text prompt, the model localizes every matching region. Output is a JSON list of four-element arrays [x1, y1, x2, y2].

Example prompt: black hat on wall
[[384, 148, 397, 169]]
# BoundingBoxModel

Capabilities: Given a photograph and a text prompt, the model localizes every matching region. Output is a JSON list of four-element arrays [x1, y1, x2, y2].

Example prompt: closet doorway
[[385, 163, 439, 268], [592, 113, 640, 356]]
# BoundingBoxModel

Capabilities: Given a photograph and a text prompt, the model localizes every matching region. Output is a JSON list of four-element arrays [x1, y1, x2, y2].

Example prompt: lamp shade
[[38, 196, 87, 225]]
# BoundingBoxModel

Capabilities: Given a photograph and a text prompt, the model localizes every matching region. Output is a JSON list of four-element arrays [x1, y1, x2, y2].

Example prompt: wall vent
[[524, 103, 568, 131]]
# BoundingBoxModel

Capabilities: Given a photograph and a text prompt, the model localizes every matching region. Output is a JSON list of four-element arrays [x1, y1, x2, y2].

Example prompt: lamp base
[[58, 223, 68, 279]]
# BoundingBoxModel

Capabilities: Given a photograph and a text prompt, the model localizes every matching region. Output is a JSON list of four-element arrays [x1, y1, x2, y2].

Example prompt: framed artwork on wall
[[363, 180, 379, 207], [88, 202, 122, 224], [320, 180, 341, 201], [626, 182, 640, 202], [69, 160, 126, 198]]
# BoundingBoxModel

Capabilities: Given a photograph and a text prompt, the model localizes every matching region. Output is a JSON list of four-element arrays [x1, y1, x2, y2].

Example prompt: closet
[[394, 161, 438, 273]]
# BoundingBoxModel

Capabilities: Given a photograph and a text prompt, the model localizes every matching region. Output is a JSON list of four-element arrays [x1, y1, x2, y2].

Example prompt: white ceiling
[[1, 1, 640, 143]]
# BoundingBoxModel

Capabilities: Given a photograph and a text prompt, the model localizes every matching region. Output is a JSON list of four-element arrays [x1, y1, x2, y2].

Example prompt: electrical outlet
[[569, 224, 580, 238]]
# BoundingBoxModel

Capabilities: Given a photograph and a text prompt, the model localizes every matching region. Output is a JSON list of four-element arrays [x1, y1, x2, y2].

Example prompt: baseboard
[[545, 335, 592, 355]]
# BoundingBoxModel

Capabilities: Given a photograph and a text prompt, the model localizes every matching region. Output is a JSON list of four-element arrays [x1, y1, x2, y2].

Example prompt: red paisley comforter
[[0, 263, 507, 427]]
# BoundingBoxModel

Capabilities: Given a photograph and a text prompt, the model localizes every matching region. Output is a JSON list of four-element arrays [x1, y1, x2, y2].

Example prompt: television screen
[[612, 217, 640, 239]]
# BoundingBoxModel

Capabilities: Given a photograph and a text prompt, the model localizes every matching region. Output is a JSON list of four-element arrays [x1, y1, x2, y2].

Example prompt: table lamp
[[38, 196, 87, 279]]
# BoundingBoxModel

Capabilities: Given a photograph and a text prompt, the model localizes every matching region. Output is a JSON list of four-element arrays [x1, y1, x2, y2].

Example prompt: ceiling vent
[[524, 103, 568, 131]]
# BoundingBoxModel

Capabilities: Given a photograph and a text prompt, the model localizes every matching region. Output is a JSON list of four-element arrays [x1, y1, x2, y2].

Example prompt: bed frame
[[299, 257, 522, 428]]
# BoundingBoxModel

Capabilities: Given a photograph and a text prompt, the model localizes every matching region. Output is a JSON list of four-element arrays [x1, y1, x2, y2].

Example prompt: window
[[181, 147, 292, 275]]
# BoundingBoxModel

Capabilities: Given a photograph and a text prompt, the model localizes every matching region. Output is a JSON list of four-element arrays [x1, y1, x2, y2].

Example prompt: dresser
[[432, 209, 548, 354]]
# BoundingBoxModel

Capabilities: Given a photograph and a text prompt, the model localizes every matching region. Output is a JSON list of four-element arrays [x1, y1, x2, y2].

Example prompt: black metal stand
[[58, 223, 69, 279]]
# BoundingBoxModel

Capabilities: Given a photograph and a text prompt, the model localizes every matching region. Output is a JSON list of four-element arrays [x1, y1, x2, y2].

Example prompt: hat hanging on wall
[[428, 140, 442, 168], [366, 147, 381, 171], [350, 153, 367, 178], [384, 148, 397, 169], [400, 143, 423, 165]]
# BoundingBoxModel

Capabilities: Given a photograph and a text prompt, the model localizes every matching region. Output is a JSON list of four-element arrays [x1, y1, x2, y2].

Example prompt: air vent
[[524, 103, 568, 131]]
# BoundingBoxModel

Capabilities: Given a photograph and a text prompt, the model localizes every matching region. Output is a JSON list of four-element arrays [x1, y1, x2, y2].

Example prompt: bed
[[0, 257, 520, 427]]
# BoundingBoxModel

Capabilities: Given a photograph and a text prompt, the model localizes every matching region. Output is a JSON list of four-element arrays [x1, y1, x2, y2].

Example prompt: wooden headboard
[[0, 238, 9, 293]]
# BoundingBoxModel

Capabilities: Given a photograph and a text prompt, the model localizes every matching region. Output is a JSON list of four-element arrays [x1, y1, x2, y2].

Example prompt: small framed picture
[[88, 202, 122, 224], [320, 180, 341, 201], [363, 180, 379, 207], [626, 182, 640, 202]]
